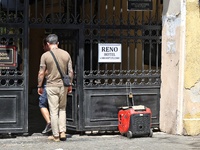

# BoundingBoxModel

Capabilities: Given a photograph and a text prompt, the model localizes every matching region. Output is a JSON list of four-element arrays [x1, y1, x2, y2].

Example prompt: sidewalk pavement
[[1, 104, 197, 150], [0, 131, 200, 150]]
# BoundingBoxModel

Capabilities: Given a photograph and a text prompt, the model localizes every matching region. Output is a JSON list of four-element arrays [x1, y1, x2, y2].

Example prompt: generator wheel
[[127, 131, 133, 139], [149, 129, 153, 137]]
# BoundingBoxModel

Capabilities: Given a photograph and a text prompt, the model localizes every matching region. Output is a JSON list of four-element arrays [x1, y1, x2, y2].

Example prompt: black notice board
[[127, 0, 153, 11]]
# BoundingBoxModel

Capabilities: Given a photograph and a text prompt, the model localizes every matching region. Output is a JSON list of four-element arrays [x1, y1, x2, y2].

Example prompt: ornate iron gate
[[81, 0, 162, 131], [0, 0, 29, 133], [0, 0, 162, 133]]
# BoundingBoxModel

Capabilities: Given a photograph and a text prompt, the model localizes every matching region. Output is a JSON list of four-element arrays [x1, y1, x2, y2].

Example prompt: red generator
[[118, 105, 153, 138]]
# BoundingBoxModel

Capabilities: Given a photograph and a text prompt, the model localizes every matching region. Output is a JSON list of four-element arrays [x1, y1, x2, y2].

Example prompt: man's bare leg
[[41, 107, 51, 134], [40, 108, 50, 123]]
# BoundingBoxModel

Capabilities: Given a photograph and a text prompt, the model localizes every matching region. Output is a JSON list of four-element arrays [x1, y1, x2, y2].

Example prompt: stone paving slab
[[0, 132, 200, 150]]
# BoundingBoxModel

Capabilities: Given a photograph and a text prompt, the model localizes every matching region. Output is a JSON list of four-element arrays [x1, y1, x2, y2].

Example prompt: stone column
[[160, 0, 185, 135]]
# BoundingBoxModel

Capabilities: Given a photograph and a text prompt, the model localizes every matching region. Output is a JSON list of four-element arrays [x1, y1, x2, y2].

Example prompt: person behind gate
[[38, 38, 51, 134], [37, 34, 73, 142]]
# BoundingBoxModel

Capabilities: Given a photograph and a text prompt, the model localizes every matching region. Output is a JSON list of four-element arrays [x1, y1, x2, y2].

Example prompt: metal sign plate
[[98, 43, 122, 63], [127, 0, 153, 11]]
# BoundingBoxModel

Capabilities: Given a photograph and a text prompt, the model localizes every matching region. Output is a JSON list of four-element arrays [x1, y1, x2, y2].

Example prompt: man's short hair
[[46, 34, 58, 44]]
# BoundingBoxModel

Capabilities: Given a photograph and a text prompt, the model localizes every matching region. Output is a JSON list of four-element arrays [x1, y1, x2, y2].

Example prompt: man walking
[[37, 34, 73, 142]]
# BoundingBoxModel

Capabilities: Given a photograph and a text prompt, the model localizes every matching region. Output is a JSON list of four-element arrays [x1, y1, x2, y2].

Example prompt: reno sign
[[98, 43, 122, 63]]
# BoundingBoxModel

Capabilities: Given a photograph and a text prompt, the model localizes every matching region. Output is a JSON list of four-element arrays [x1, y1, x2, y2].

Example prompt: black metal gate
[[0, 0, 29, 133], [81, 0, 162, 131], [0, 0, 162, 133]]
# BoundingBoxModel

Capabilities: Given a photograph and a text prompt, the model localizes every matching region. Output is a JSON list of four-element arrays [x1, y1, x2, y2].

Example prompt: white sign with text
[[98, 43, 122, 63]]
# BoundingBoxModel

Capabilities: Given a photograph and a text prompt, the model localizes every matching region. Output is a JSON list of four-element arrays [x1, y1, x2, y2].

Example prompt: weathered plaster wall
[[161, 0, 200, 135], [183, 0, 200, 135], [160, 0, 184, 134]]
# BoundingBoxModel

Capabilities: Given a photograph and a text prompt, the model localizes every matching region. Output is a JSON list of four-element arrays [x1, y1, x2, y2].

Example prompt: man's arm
[[68, 59, 73, 84], [67, 58, 73, 94], [38, 65, 46, 88]]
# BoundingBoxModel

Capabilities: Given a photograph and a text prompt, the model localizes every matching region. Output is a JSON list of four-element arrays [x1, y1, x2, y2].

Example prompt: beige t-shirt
[[40, 48, 73, 87]]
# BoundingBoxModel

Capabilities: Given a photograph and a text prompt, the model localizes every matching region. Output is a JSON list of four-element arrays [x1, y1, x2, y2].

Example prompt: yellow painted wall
[[185, 1, 200, 88], [183, 0, 200, 135]]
